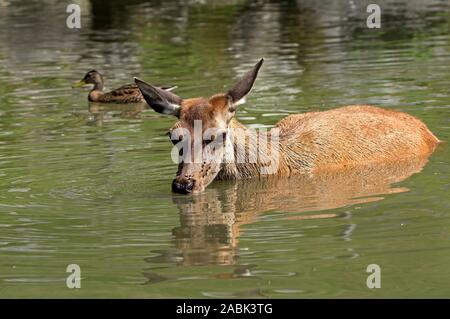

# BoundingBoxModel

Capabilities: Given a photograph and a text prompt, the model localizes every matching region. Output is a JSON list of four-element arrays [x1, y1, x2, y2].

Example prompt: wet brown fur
[[273, 104, 440, 174], [179, 95, 229, 124]]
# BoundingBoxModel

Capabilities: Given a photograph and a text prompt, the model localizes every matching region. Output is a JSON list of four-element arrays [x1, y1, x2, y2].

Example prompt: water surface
[[0, 0, 449, 298]]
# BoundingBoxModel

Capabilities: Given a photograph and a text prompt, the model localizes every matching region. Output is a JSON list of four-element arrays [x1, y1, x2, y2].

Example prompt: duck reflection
[[145, 156, 431, 269], [86, 102, 147, 126]]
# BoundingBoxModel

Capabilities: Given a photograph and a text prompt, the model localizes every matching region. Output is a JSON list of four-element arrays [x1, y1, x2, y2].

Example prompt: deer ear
[[227, 58, 264, 106], [134, 77, 182, 117]]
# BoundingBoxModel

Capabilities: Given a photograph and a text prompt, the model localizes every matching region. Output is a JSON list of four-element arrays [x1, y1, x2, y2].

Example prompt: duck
[[72, 70, 175, 104]]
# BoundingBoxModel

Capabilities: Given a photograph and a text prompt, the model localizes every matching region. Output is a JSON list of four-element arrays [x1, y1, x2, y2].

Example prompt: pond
[[0, 0, 449, 298]]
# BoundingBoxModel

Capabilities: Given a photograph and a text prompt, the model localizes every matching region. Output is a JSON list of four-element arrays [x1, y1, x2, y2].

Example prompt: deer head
[[135, 58, 264, 194]]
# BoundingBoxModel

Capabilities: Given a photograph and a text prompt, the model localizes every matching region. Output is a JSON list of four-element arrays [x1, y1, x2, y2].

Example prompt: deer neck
[[218, 118, 283, 180]]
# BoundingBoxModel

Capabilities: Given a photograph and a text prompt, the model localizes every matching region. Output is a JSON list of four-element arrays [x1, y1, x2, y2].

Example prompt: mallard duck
[[72, 70, 175, 104]]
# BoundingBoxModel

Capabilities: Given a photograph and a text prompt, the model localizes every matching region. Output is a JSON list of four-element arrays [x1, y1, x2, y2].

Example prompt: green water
[[0, 0, 449, 298]]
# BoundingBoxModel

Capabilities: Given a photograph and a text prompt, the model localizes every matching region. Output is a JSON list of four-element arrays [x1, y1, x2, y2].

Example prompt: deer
[[134, 58, 440, 194]]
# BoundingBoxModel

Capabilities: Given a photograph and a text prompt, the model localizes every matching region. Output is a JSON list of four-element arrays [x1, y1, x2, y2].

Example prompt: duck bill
[[72, 79, 87, 88]]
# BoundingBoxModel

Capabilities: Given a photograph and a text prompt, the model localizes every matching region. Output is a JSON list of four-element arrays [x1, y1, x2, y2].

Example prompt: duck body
[[74, 70, 174, 104], [88, 83, 144, 103]]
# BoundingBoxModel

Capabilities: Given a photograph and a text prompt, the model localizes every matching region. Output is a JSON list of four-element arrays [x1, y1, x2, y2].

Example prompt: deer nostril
[[171, 180, 184, 193], [185, 180, 194, 192], [172, 179, 195, 194]]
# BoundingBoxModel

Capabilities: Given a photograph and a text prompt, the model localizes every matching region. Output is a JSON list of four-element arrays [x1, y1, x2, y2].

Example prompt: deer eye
[[204, 134, 215, 145], [169, 132, 183, 145], [204, 131, 227, 146]]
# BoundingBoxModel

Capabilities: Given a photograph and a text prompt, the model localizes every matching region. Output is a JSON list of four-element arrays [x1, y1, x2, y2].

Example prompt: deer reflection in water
[[144, 156, 431, 276]]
